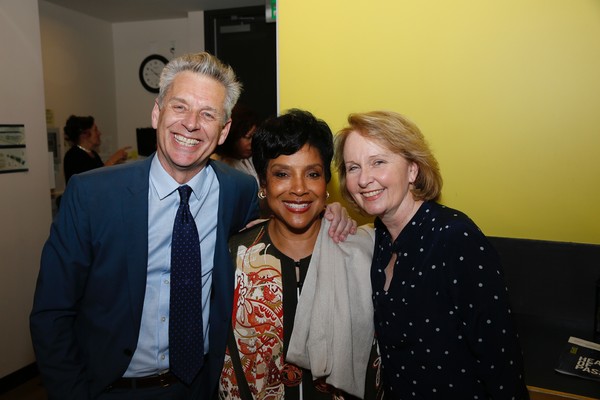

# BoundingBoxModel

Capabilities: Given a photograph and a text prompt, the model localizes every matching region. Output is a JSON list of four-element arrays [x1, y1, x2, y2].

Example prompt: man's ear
[[151, 101, 160, 129], [218, 119, 232, 145]]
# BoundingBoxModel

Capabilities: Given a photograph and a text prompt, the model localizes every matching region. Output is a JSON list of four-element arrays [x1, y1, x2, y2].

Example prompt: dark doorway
[[204, 6, 277, 121]]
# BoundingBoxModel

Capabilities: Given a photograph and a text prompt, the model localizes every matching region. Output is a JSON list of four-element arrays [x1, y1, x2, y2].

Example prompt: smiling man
[[30, 53, 257, 400]]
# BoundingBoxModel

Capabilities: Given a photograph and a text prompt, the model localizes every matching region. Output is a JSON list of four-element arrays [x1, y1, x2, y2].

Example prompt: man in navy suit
[[30, 52, 257, 400]]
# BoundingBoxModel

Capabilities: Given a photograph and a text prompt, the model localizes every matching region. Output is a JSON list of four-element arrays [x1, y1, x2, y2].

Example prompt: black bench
[[490, 236, 600, 398]]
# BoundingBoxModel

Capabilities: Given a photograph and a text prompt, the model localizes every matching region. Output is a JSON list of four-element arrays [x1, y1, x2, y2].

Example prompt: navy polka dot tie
[[169, 185, 204, 385]]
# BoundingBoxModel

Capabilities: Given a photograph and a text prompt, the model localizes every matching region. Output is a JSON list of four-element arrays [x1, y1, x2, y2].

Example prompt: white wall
[[0, 0, 53, 378], [39, 0, 117, 191], [112, 13, 204, 152]]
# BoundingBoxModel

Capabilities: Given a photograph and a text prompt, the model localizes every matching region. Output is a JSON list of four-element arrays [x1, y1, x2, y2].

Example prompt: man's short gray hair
[[157, 52, 242, 122]]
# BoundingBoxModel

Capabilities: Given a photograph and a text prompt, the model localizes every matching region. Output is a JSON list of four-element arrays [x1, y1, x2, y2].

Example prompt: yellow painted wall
[[278, 0, 600, 244]]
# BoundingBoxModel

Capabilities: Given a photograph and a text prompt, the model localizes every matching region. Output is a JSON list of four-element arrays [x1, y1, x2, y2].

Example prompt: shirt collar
[[149, 155, 210, 201]]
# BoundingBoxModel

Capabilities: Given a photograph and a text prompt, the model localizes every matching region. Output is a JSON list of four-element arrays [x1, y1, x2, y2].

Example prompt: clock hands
[[140, 54, 168, 93]]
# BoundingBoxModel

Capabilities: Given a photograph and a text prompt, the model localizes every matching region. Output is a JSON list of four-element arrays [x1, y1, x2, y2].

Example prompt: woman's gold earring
[[326, 191, 330, 200], [258, 190, 266, 200]]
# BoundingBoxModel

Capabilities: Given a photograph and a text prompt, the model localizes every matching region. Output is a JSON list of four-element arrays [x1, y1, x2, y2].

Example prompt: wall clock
[[139, 54, 168, 93]]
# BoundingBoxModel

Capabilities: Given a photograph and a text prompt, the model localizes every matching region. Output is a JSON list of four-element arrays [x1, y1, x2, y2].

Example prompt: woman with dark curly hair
[[219, 109, 381, 400]]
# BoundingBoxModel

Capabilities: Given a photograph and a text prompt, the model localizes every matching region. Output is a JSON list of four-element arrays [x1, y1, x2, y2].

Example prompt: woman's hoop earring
[[258, 190, 266, 200], [326, 191, 330, 200]]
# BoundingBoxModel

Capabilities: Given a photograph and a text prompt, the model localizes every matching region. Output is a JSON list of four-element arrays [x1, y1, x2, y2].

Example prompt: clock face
[[139, 54, 168, 93]]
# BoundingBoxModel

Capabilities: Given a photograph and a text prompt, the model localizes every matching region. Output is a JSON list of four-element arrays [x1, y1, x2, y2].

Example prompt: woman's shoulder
[[64, 145, 84, 160], [322, 220, 375, 263], [409, 201, 487, 244], [343, 223, 375, 248], [420, 201, 474, 225]]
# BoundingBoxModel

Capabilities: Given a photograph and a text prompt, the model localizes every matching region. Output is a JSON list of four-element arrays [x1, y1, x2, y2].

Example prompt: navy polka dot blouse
[[372, 201, 529, 399]]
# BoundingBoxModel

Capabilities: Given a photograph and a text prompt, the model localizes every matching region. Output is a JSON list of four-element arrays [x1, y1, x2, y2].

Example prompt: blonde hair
[[334, 111, 442, 209]]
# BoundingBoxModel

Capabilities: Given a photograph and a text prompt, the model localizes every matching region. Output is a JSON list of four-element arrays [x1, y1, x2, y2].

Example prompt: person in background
[[63, 115, 131, 183], [334, 110, 529, 399], [213, 103, 262, 184], [219, 109, 381, 400], [31, 52, 355, 400], [213, 103, 270, 216]]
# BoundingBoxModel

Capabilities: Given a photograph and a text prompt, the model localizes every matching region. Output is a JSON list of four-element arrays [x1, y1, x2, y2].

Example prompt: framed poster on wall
[[0, 124, 28, 173]]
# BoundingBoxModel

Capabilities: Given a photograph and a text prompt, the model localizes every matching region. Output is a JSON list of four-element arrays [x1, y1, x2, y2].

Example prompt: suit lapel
[[209, 160, 235, 314], [211, 160, 234, 238], [123, 158, 152, 322]]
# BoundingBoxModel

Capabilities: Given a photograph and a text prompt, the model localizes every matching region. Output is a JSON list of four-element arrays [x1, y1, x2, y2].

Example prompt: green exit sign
[[266, 0, 276, 22]]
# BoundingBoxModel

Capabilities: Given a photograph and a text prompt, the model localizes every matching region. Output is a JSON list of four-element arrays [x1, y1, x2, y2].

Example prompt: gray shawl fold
[[287, 220, 375, 398]]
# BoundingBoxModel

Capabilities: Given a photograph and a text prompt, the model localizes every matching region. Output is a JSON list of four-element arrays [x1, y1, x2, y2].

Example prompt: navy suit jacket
[[30, 155, 259, 400]]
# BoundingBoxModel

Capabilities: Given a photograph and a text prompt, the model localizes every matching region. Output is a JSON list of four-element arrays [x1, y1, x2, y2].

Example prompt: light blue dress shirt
[[124, 156, 219, 377]]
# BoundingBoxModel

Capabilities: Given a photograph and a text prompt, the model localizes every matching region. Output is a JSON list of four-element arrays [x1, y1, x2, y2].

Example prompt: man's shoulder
[[210, 159, 258, 196], [210, 159, 255, 182], [210, 159, 260, 223], [80, 157, 149, 179], [67, 157, 151, 196]]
